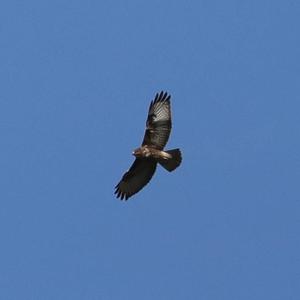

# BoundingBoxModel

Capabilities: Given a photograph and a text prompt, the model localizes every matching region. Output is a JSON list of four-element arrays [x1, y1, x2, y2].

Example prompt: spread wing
[[115, 159, 157, 200], [142, 91, 172, 150]]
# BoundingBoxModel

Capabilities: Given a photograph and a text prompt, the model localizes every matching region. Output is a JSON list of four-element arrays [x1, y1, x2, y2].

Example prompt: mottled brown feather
[[142, 91, 172, 149]]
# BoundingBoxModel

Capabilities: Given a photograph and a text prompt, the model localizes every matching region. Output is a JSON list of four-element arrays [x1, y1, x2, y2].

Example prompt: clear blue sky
[[1, 1, 299, 299]]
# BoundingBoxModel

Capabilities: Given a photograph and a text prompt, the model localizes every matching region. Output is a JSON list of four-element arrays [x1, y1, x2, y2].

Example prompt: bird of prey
[[115, 91, 182, 200]]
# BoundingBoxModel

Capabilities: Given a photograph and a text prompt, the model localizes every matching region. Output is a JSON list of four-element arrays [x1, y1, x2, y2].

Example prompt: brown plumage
[[115, 91, 182, 200]]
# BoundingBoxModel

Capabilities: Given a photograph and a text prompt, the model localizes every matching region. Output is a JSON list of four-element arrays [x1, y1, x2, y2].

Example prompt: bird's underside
[[133, 145, 172, 160], [114, 91, 182, 200]]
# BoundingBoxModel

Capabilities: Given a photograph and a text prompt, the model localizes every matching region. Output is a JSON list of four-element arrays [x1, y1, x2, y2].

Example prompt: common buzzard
[[115, 91, 182, 200]]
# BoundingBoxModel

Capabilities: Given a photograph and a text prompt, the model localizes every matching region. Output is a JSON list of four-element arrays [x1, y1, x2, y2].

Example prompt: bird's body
[[115, 91, 182, 200], [133, 146, 171, 160]]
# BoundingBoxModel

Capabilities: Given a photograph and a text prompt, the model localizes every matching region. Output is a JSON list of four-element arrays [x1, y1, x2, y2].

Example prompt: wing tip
[[114, 185, 130, 201], [153, 91, 171, 104]]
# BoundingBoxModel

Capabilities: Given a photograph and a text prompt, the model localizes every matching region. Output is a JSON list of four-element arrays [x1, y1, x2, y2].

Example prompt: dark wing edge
[[142, 91, 172, 149], [115, 159, 157, 200]]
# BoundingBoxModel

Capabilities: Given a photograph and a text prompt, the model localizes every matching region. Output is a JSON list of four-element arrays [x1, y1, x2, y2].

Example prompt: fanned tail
[[158, 148, 182, 172]]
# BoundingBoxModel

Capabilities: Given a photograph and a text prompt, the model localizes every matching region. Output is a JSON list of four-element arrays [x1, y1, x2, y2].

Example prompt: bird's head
[[132, 147, 143, 157]]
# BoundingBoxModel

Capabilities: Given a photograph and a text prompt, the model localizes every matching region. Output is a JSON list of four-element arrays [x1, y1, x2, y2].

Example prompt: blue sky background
[[1, 1, 299, 299]]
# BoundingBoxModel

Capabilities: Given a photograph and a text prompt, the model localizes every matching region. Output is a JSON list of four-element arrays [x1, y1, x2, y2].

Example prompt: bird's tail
[[158, 148, 182, 172]]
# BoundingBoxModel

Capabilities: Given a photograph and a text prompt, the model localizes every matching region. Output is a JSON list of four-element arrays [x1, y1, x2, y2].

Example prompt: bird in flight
[[115, 91, 182, 200]]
